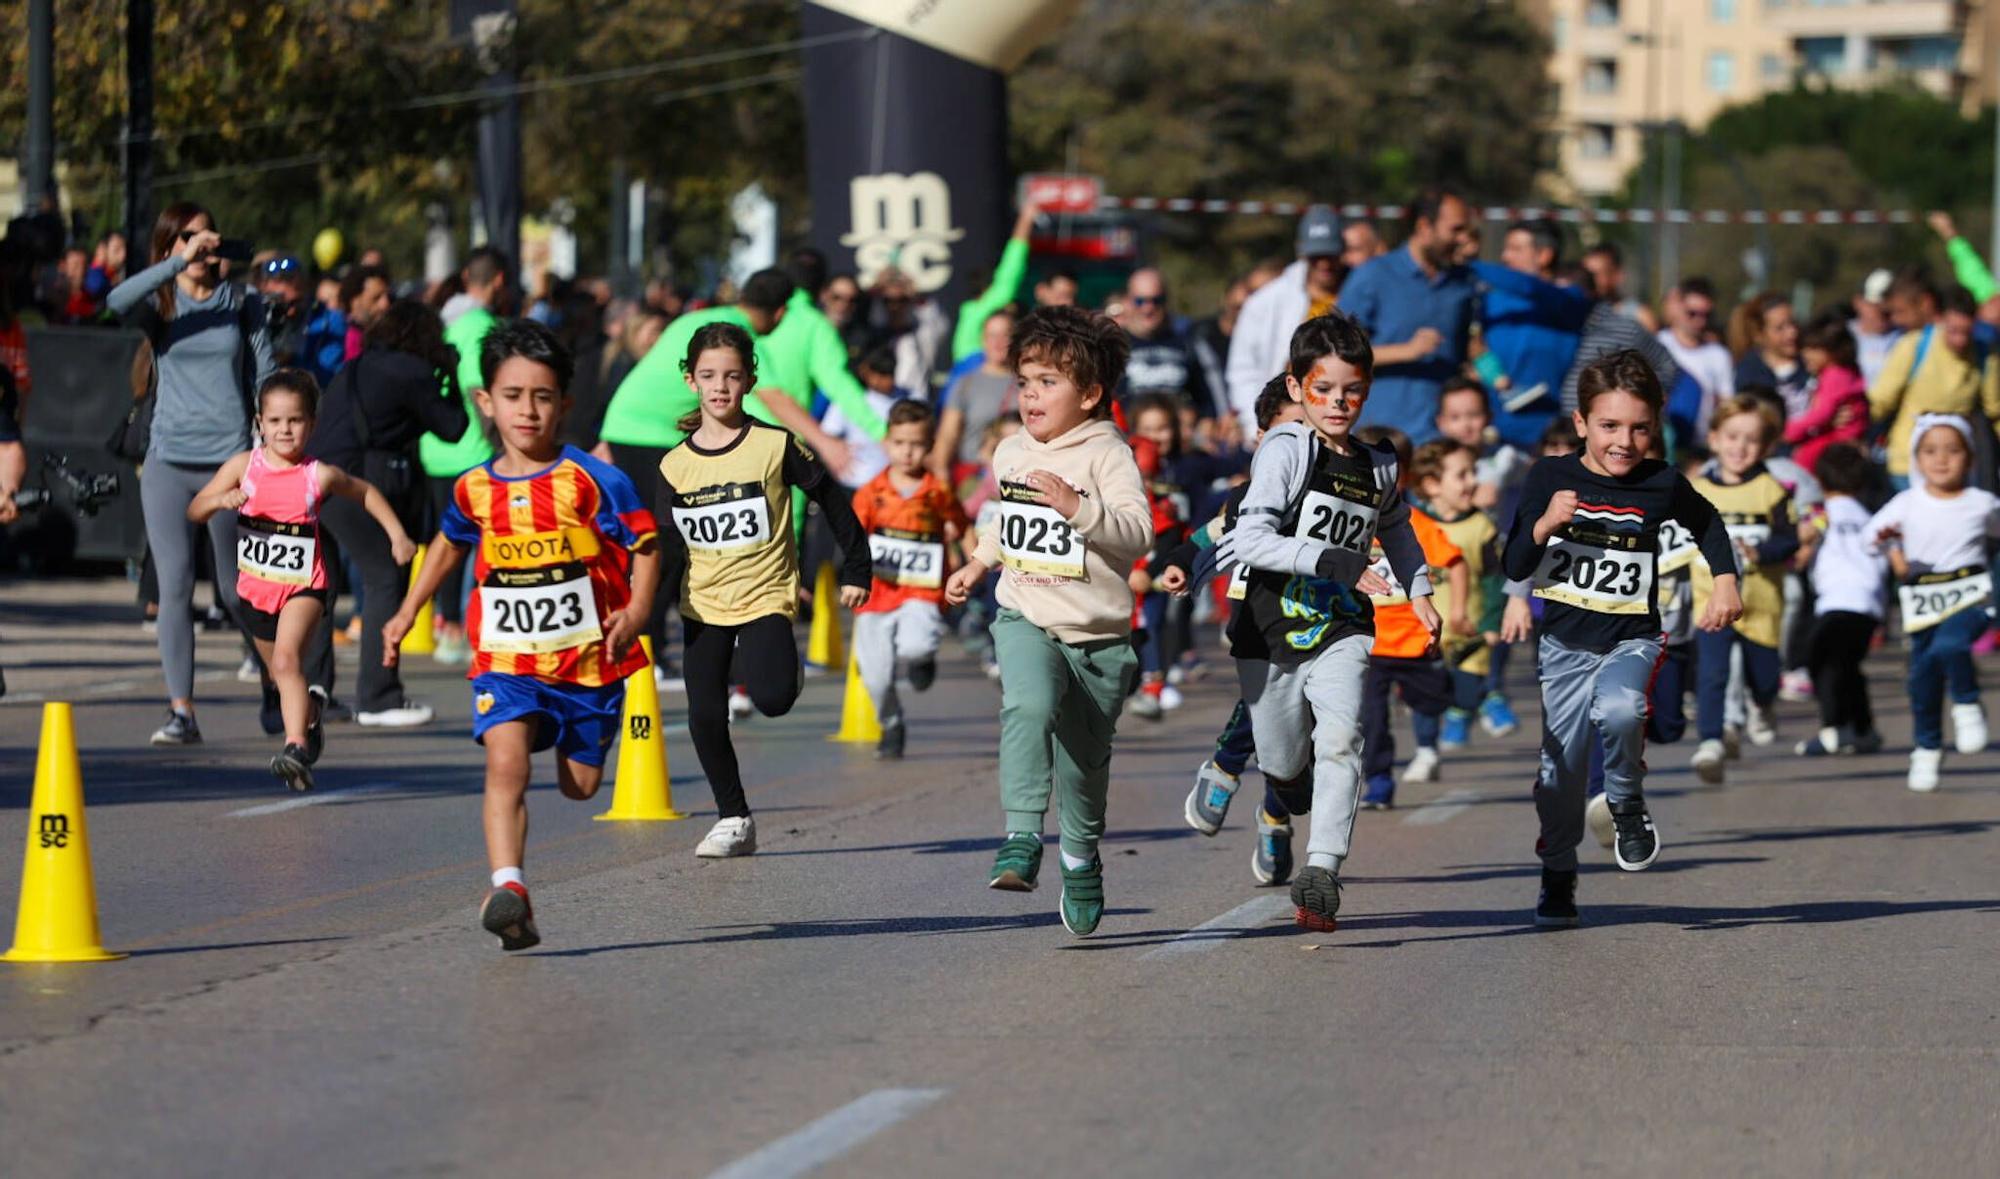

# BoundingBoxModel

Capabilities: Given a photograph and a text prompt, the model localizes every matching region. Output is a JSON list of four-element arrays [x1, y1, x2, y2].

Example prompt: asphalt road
[[2, 576, 1996, 1178]]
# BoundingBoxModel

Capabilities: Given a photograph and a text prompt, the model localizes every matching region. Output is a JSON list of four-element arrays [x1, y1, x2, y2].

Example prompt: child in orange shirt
[[851, 399, 972, 758], [1357, 426, 1470, 809]]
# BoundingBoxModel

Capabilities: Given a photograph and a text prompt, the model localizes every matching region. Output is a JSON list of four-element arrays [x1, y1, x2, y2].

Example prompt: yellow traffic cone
[[4, 703, 124, 963], [805, 561, 843, 668], [827, 649, 882, 744], [596, 638, 687, 821], [402, 543, 437, 656]]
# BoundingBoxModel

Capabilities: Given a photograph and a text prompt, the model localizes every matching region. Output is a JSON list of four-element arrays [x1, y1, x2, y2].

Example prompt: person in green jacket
[[422, 246, 507, 666], [1929, 211, 1999, 304], [950, 200, 1040, 364]]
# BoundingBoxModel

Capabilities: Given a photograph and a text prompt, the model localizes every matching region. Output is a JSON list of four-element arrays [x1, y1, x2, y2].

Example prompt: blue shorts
[[470, 673, 624, 767]]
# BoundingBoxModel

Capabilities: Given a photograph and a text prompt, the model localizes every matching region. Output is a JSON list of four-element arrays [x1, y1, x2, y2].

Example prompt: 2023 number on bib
[[1533, 537, 1652, 615], [480, 565, 602, 655], [673, 488, 771, 552], [870, 532, 945, 589], [238, 517, 316, 587], [998, 500, 1084, 579], [1297, 490, 1376, 555], [1656, 517, 1699, 574], [1899, 566, 1992, 633]]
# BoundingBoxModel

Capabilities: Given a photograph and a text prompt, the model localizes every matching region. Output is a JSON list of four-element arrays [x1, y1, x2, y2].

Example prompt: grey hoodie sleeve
[[1218, 427, 1321, 576], [1373, 450, 1434, 598]]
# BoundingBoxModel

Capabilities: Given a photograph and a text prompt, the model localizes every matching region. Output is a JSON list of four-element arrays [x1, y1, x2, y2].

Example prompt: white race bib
[[479, 566, 603, 655], [1225, 561, 1249, 601], [237, 517, 316, 587], [1364, 551, 1407, 606], [869, 531, 945, 589], [1724, 520, 1771, 561], [673, 486, 772, 553], [1656, 518, 1699, 574], [997, 493, 1085, 579], [1533, 536, 1653, 615], [1294, 490, 1378, 555], [1898, 567, 1993, 634]]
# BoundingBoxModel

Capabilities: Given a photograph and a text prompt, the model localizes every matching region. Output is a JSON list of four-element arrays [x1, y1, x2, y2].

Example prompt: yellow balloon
[[312, 227, 344, 271]]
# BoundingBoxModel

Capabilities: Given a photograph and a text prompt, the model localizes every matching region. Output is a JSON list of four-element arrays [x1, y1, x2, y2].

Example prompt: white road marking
[[702, 1087, 948, 1179], [1139, 894, 1291, 960], [225, 782, 407, 818], [1403, 787, 1481, 826]]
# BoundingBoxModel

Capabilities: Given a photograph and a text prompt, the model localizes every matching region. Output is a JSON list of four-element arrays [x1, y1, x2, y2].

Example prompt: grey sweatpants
[[853, 599, 945, 730], [1534, 631, 1663, 872], [141, 458, 244, 701], [1238, 633, 1372, 873]]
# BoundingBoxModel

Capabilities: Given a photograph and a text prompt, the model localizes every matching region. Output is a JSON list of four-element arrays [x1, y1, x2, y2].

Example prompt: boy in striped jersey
[[387, 320, 660, 951]]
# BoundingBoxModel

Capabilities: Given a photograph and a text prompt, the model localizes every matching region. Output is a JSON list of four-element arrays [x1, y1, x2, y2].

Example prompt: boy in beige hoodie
[[944, 306, 1155, 936]]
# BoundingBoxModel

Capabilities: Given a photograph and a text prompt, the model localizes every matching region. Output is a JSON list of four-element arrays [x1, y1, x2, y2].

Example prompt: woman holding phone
[[109, 200, 275, 745]]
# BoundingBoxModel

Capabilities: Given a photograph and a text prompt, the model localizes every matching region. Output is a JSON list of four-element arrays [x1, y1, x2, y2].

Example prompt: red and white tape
[[1095, 197, 1916, 226]]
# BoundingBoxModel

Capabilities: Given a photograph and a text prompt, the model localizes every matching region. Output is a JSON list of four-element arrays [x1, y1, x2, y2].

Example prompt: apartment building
[[1538, 0, 1998, 196]]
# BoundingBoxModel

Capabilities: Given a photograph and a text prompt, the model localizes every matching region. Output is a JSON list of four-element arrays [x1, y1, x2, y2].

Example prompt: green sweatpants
[[992, 609, 1139, 860]]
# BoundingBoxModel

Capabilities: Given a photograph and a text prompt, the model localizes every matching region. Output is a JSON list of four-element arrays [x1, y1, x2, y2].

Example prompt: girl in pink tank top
[[191, 369, 418, 791]]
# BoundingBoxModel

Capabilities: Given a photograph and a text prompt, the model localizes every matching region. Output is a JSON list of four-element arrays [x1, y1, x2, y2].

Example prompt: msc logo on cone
[[38, 813, 69, 849], [841, 172, 965, 293]]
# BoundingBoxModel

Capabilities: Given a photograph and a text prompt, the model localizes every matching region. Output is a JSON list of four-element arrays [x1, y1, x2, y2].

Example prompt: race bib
[[1364, 551, 1407, 606], [479, 564, 602, 655], [869, 530, 945, 589], [1724, 520, 1771, 560], [997, 484, 1085, 579], [673, 483, 772, 552], [1294, 490, 1377, 555], [1225, 561, 1249, 601], [238, 516, 316, 587], [1656, 518, 1699, 574], [1533, 536, 1653, 615], [1898, 566, 1993, 633]]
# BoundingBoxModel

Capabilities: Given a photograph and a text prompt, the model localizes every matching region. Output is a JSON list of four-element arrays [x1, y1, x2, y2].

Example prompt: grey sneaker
[[1290, 866, 1342, 932], [150, 710, 201, 746], [1184, 760, 1240, 836], [1251, 807, 1294, 887]]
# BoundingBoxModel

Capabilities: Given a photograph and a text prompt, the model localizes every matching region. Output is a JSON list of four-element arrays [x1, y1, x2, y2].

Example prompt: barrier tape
[[1095, 197, 1917, 226]]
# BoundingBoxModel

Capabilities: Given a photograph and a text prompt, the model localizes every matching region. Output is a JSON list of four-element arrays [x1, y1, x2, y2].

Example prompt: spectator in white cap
[[1224, 203, 1346, 435], [1852, 268, 1901, 386]]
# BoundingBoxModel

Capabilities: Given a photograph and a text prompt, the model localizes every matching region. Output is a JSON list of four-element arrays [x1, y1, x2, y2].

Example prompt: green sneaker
[[1059, 857, 1104, 937], [988, 832, 1044, 892]]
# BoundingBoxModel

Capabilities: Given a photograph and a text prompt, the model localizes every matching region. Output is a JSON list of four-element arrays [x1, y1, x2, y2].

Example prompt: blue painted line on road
[[703, 1087, 948, 1179]]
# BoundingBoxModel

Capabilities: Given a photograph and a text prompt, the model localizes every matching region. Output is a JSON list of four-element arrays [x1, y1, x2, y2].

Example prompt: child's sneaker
[[908, 657, 937, 692], [1794, 726, 1844, 757], [1950, 702, 1987, 754], [1722, 725, 1743, 760], [1289, 866, 1342, 932], [1438, 707, 1472, 750], [1184, 760, 1239, 836], [304, 686, 327, 766], [875, 719, 906, 760], [1585, 791, 1614, 848], [480, 882, 540, 951], [1400, 747, 1440, 785], [433, 628, 472, 668], [1058, 857, 1105, 936], [695, 815, 757, 858], [1478, 692, 1519, 737], [1158, 684, 1185, 712], [988, 832, 1043, 891], [1359, 773, 1395, 810], [1534, 867, 1580, 928], [1252, 808, 1294, 886], [1691, 738, 1726, 784], [150, 709, 201, 746], [727, 688, 754, 723], [236, 654, 263, 684], [1777, 669, 1814, 702], [1745, 702, 1777, 747], [1907, 747, 1943, 793], [1851, 729, 1884, 755], [269, 743, 315, 793], [1609, 799, 1660, 871], [1126, 689, 1163, 721]]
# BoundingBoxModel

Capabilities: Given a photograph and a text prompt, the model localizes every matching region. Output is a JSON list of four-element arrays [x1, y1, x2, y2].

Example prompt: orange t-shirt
[[852, 468, 971, 612], [1369, 508, 1462, 659]]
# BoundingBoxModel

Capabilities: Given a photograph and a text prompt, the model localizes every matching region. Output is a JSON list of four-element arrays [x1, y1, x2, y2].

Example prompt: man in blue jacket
[[1471, 219, 1592, 449]]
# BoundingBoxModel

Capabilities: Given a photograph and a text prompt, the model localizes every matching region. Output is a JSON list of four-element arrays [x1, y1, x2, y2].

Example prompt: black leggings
[[683, 614, 802, 819], [1807, 610, 1878, 737]]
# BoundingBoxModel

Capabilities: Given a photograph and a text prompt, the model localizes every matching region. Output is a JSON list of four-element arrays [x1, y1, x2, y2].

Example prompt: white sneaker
[[727, 689, 754, 723], [1400, 747, 1441, 784], [1746, 702, 1777, 746], [235, 655, 263, 684], [1908, 748, 1943, 793], [1777, 669, 1814, 702], [1127, 691, 1163, 721], [1951, 702, 1987, 754], [1159, 684, 1185, 712], [1585, 792, 1615, 848], [356, 700, 435, 728], [1691, 739, 1727, 785], [696, 815, 757, 858]]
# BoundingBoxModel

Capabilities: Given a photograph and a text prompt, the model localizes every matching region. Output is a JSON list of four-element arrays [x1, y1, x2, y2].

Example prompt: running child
[[1219, 312, 1440, 932], [1357, 426, 1468, 808], [657, 323, 872, 856], [942, 305, 1153, 938], [1409, 437, 1501, 754], [1504, 350, 1740, 927], [1795, 442, 1887, 758], [852, 399, 971, 760], [1688, 393, 1800, 784], [384, 321, 659, 950], [190, 368, 417, 792], [1866, 414, 2000, 791], [1433, 376, 1525, 737]]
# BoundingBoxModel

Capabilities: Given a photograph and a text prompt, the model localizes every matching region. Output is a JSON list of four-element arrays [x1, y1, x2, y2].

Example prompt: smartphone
[[214, 237, 256, 264]]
